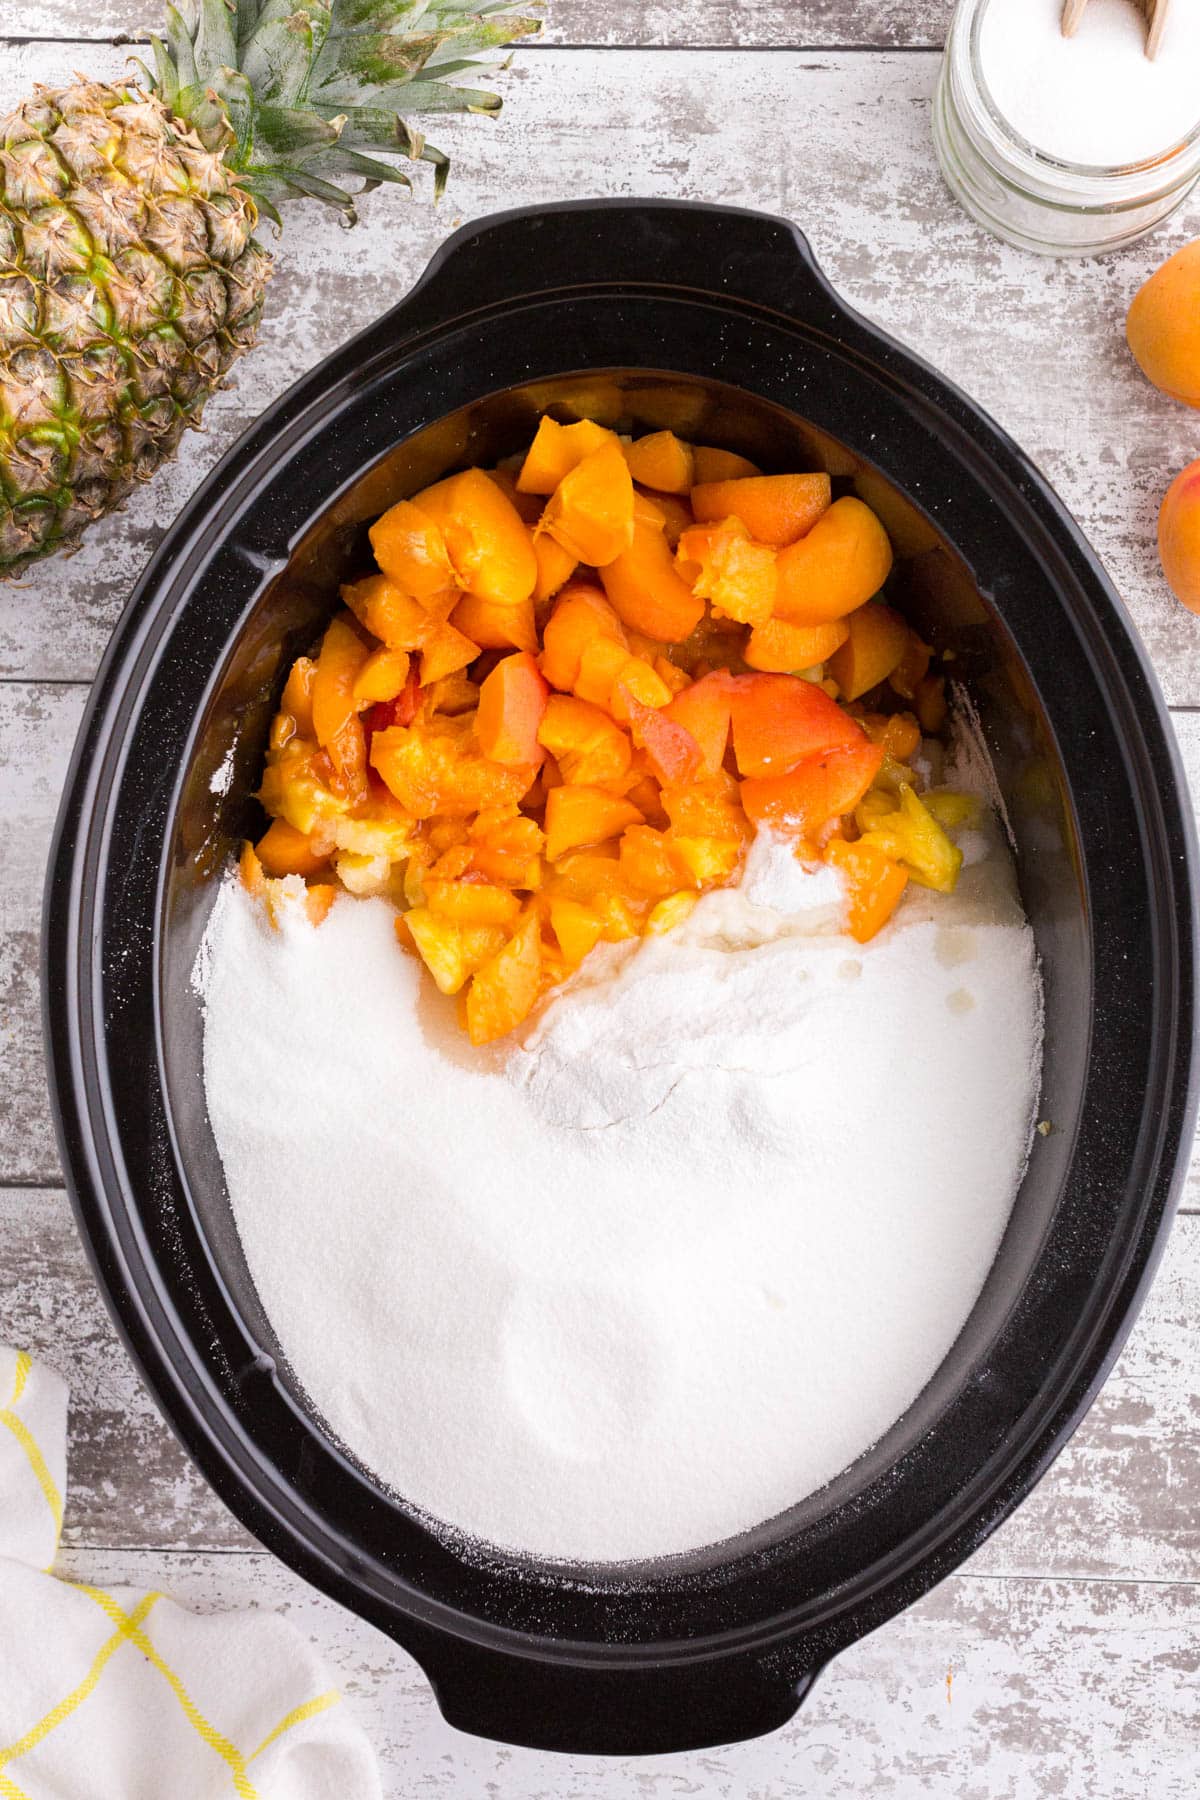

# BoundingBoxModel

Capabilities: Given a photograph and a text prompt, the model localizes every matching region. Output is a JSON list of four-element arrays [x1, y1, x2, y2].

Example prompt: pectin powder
[[197, 813, 1042, 1563]]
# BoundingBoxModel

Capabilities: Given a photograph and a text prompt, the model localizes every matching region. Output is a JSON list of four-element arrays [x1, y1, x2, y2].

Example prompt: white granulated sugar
[[199, 819, 1042, 1562], [979, 0, 1200, 167]]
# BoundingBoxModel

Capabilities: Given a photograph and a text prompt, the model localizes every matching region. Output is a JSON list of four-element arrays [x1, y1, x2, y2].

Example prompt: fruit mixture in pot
[[241, 417, 972, 1041]]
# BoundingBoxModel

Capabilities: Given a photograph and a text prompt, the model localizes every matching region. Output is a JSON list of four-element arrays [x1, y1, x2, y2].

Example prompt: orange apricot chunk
[[1158, 459, 1200, 610], [662, 671, 734, 777], [304, 885, 337, 928], [255, 818, 328, 879], [888, 629, 932, 700], [600, 500, 706, 641], [466, 912, 544, 1044], [281, 656, 316, 738], [825, 836, 909, 943], [537, 694, 633, 789], [745, 616, 849, 673], [676, 517, 776, 627], [372, 723, 532, 818], [636, 489, 693, 550], [621, 689, 703, 786], [312, 614, 370, 804], [727, 672, 866, 778], [532, 531, 578, 604], [411, 467, 537, 606], [517, 417, 616, 493], [548, 898, 606, 965], [343, 573, 443, 651], [826, 602, 910, 700], [418, 620, 480, 685], [538, 440, 635, 566], [605, 655, 674, 722], [774, 496, 894, 627], [424, 878, 523, 928], [451, 590, 538, 654], [692, 446, 761, 483], [624, 431, 695, 495], [540, 583, 628, 690], [741, 742, 884, 838], [1127, 241, 1200, 409], [619, 824, 692, 896], [477, 651, 549, 765], [352, 646, 412, 707], [544, 785, 644, 860], [691, 473, 831, 547], [368, 498, 457, 602]]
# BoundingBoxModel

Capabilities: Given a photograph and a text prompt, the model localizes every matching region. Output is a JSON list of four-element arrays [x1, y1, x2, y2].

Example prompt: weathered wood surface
[[38, 1546, 1200, 1800], [5, 9, 1200, 1792], [7, 1, 951, 50], [2, 43, 1199, 702], [5, 1181, 1199, 1580]]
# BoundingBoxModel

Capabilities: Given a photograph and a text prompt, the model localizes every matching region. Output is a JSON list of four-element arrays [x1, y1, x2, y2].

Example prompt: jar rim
[[959, 0, 1200, 186]]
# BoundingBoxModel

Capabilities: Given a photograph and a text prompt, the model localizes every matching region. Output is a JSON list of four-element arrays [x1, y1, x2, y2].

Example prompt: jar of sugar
[[934, 0, 1200, 255]]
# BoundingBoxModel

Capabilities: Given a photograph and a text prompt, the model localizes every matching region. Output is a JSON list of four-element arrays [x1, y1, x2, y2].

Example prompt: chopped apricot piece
[[676, 518, 776, 627], [624, 431, 695, 495], [538, 695, 633, 789], [863, 711, 922, 761], [532, 531, 578, 604], [622, 689, 703, 785], [745, 616, 849, 673], [619, 824, 691, 896], [517, 417, 616, 494], [668, 833, 743, 883], [741, 742, 884, 838], [466, 912, 543, 1044], [827, 603, 909, 700], [450, 591, 538, 655], [888, 630, 933, 701], [256, 818, 328, 879], [424, 878, 522, 927], [661, 773, 747, 842], [646, 890, 699, 934], [353, 646, 412, 707], [692, 446, 761, 483], [281, 656, 316, 738], [600, 502, 705, 641], [412, 467, 538, 607], [727, 672, 866, 777], [369, 499, 457, 602], [549, 898, 606, 965], [774, 497, 894, 626], [343, 574, 440, 651], [540, 583, 627, 690], [239, 840, 265, 894], [304, 884, 337, 928], [824, 837, 909, 943], [418, 621, 480, 686], [572, 634, 636, 711], [477, 651, 549, 765], [406, 907, 508, 996], [544, 785, 644, 860], [691, 473, 831, 547], [372, 723, 533, 818], [538, 441, 635, 566], [637, 489, 693, 550], [606, 656, 673, 722], [662, 672, 734, 777], [312, 615, 370, 805]]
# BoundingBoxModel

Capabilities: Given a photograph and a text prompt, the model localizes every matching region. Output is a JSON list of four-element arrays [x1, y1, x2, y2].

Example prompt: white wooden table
[[3, 4, 1199, 1793]]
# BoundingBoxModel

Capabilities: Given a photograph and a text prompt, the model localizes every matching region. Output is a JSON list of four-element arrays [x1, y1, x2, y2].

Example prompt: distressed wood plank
[[46, 1546, 1200, 1795], [4, 1184, 1199, 1579], [4, 2, 950, 49], [2, 45, 1200, 701]]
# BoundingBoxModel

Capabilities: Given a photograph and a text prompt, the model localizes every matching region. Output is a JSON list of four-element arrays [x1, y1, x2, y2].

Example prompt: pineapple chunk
[[859, 783, 963, 893]]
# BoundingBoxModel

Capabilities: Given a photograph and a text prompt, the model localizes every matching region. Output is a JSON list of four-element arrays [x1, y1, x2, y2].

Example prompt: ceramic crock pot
[[44, 201, 1198, 1755]]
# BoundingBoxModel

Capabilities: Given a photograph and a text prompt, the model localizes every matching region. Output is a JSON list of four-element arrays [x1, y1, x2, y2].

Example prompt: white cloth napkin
[[0, 1345, 381, 1799]]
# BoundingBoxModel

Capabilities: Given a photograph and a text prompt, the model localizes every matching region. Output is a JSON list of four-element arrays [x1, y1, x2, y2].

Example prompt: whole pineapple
[[0, 0, 539, 575]]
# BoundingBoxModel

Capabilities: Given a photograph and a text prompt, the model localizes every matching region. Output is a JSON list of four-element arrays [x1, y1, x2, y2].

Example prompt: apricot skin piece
[[691, 473, 831, 547], [1159, 460, 1200, 611], [1127, 241, 1200, 409], [826, 603, 910, 700], [774, 497, 894, 627], [477, 651, 550, 766]]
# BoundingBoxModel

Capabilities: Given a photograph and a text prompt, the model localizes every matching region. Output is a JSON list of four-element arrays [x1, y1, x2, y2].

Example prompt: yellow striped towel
[[0, 1346, 381, 1800]]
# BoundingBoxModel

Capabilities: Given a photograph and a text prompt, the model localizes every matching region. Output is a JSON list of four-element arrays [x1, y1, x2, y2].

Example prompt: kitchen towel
[[0, 1344, 381, 1799]]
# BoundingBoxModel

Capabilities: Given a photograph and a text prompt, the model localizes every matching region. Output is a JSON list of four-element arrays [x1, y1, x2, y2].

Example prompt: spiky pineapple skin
[[0, 81, 271, 574]]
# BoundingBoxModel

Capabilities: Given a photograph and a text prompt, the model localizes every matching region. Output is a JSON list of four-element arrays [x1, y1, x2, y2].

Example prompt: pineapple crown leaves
[[133, 0, 541, 226]]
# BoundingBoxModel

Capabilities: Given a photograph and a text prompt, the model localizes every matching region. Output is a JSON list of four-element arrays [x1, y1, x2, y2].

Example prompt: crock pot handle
[[407, 1628, 824, 1755], [378, 198, 849, 341]]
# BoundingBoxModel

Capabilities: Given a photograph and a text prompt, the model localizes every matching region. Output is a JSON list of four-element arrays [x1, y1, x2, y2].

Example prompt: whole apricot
[[1127, 242, 1200, 408], [1158, 461, 1200, 611]]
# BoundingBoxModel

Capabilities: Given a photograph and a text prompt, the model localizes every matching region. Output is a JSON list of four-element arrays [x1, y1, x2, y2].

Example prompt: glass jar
[[933, 0, 1200, 256]]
